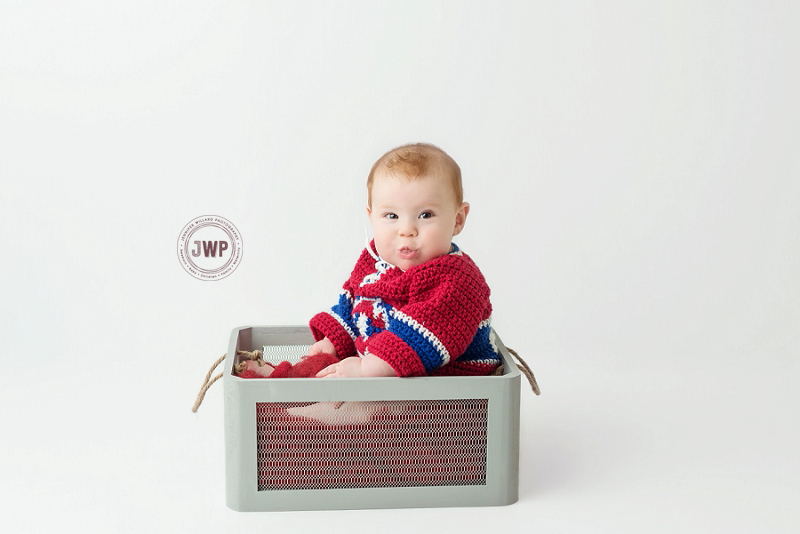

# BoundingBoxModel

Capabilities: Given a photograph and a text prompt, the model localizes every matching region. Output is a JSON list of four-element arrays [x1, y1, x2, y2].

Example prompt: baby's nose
[[399, 221, 418, 236]]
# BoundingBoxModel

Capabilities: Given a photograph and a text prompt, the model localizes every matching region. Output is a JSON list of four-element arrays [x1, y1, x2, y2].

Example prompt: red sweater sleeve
[[308, 248, 374, 358]]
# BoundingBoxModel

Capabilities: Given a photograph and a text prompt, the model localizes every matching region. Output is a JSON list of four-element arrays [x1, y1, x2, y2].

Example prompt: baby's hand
[[316, 355, 397, 378], [304, 337, 337, 360], [316, 357, 366, 378]]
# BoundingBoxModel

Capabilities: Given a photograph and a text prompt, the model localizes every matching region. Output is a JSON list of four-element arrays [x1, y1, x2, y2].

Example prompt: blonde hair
[[367, 143, 462, 207]]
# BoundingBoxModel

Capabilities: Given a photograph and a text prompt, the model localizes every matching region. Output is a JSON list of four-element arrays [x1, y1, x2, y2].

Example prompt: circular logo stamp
[[177, 215, 243, 281]]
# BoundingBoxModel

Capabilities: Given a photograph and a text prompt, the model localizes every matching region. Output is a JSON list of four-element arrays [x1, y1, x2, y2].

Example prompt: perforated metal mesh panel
[[259, 344, 311, 363], [255, 399, 488, 491]]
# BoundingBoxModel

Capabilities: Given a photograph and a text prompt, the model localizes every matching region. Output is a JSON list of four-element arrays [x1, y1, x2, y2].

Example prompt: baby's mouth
[[397, 246, 417, 260]]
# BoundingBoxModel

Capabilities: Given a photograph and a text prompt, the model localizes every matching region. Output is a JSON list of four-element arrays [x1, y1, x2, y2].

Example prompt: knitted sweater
[[309, 242, 500, 377]]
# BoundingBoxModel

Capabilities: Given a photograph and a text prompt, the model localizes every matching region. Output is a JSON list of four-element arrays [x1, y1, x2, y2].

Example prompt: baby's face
[[367, 170, 468, 270]]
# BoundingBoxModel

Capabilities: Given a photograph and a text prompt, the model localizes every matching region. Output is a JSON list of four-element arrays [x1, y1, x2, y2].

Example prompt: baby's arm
[[316, 354, 397, 378], [305, 337, 337, 358], [308, 249, 375, 359]]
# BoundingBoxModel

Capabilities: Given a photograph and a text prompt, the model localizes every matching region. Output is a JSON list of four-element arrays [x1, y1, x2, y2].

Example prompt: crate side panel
[[256, 399, 488, 491]]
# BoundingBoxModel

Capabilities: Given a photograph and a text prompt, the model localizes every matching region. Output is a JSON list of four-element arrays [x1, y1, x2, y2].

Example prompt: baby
[[238, 143, 500, 382], [310, 142, 500, 378]]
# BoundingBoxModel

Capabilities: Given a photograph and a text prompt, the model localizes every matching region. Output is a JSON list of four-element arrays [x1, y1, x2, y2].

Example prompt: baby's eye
[[384, 213, 398, 220], [419, 211, 434, 219]]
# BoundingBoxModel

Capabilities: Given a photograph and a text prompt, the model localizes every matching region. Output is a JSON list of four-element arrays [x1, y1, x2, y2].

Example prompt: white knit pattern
[[355, 312, 370, 340], [352, 296, 381, 340], [359, 259, 392, 287], [389, 308, 451, 365]]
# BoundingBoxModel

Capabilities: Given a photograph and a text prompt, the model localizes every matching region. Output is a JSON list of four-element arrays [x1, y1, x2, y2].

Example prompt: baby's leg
[[286, 401, 383, 425]]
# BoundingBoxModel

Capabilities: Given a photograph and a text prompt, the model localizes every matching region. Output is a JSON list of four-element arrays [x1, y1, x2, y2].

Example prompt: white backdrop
[[1, 2, 798, 532]]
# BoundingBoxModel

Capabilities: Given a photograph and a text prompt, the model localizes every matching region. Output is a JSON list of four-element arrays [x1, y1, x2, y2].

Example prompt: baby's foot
[[241, 359, 274, 378], [286, 402, 341, 423], [286, 401, 381, 425]]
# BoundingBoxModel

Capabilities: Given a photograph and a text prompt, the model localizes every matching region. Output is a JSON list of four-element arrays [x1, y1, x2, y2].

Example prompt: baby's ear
[[453, 202, 470, 235], [366, 205, 372, 217]]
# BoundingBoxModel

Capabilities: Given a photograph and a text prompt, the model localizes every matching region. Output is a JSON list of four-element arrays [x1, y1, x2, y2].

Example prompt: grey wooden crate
[[224, 325, 521, 511]]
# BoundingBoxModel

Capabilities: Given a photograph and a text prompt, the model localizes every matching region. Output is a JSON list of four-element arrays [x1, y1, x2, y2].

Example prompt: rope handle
[[506, 347, 541, 395], [192, 350, 265, 412], [191, 354, 225, 413]]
